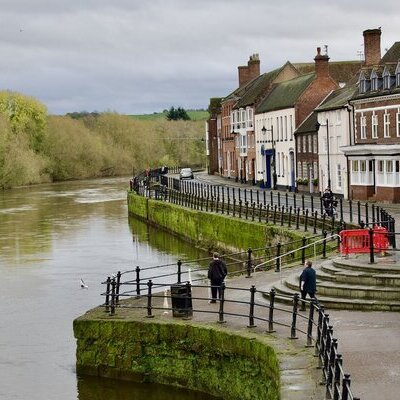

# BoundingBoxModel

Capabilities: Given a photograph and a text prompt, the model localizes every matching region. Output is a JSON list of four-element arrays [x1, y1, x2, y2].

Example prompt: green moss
[[74, 318, 281, 400]]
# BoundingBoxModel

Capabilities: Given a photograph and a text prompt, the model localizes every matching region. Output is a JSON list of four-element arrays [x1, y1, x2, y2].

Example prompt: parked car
[[179, 168, 194, 180]]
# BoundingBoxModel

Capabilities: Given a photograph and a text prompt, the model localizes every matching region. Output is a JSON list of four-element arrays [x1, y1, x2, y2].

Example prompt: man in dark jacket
[[299, 260, 317, 311], [208, 252, 227, 303]]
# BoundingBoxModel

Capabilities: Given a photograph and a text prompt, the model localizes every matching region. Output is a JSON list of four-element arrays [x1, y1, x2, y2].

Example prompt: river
[[0, 177, 212, 400]]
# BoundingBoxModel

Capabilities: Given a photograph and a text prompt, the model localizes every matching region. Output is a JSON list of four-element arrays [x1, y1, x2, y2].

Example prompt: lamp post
[[316, 119, 331, 189], [261, 125, 277, 189]]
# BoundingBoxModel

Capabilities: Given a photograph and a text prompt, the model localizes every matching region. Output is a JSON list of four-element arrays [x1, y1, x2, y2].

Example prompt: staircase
[[272, 253, 400, 311]]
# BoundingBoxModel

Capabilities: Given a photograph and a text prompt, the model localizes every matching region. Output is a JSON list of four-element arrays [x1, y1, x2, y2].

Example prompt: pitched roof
[[380, 42, 400, 64], [234, 68, 281, 109], [256, 73, 315, 113], [293, 61, 361, 84], [316, 84, 357, 111], [294, 112, 318, 134]]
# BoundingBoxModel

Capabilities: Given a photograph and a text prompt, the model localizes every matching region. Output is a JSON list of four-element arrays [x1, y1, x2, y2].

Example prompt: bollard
[[247, 285, 257, 328], [267, 289, 276, 333], [290, 293, 299, 339]]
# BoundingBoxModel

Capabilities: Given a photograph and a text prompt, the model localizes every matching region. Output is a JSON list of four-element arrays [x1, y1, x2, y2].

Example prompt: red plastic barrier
[[340, 226, 389, 255]]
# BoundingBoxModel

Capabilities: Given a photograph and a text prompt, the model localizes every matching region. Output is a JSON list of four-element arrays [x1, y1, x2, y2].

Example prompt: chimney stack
[[238, 54, 260, 87], [314, 47, 330, 78], [363, 28, 382, 66]]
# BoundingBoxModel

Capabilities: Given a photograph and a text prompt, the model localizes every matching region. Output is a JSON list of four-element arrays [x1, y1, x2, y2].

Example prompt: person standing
[[208, 252, 227, 303], [299, 260, 316, 311]]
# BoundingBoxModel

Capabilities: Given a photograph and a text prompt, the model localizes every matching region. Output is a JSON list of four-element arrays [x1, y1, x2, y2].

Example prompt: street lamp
[[315, 119, 331, 189], [261, 125, 277, 189]]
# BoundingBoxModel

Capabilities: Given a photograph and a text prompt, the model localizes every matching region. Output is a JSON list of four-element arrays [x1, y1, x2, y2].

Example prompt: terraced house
[[342, 28, 400, 202]]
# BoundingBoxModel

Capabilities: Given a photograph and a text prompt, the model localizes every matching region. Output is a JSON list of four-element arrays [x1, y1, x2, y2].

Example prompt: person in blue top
[[299, 260, 317, 311]]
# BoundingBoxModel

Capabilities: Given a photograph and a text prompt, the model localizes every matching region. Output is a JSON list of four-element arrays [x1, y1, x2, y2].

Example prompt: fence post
[[245, 201, 249, 220], [115, 271, 121, 305], [365, 202, 369, 225], [349, 199, 353, 223], [247, 285, 257, 328], [369, 228, 375, 264], [290, 293, 299, 339], [146, 280, 154, 318], [273, 204, 277, 224], [251, 202, 255, 221], [339, 198, 343, 221], [288, 206, 292, 228], [323, 231, 327, 258], [109, 277, 116, 316], [275, 242, 281, 272], [304, 209, 309, 232], [341, 374, 351, 400], [233, 198, 236, 217], [333, 354, 343, 400], [301, 236, 307, 264], [105, 276, 111, 313], [313, 211, 318, 234], [246, 248, 253, 278], [306, 299, 316, 347], [266, 204, 270, 224], [311, 195, 314, 212], [258, 203, 262, 222], [280, 205, 285, 226], [277, 192, 281, 207], [357, 201, 361, 225], [326, 337, 338, 399], [218, 282, 226, 324], [296, 207, 300, 229], [301, 194, 305, 212], [267, 288, 276, 333], [177, 260, 182, 283], [285, 192, 289, 208], [293, 193, 297, 210], [135, 267, 141, 297], [239, 200, 242, 218]]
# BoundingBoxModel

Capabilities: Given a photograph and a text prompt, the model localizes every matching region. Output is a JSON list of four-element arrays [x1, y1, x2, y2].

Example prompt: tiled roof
[[234, 68, 281, 109], [316, 85, 357, 111], [293, 61, 361, 84], [294, 112, 318, 134], [380, 42, 400, 64], [256, 73, 315, 113]]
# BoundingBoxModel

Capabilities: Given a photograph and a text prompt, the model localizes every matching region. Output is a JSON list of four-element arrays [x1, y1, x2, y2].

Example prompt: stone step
[[285, 274, 400, 301], [319, 265, 400, 287], [332, 257, 400, 274], [272, 281, 400, 311]]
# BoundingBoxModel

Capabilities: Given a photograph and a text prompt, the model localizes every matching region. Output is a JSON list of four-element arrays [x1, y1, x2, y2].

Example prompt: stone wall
[[74, 315, 280, 400]]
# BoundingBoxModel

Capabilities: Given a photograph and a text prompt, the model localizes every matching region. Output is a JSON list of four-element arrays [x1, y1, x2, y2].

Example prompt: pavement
[[167, 170, 400, 399]]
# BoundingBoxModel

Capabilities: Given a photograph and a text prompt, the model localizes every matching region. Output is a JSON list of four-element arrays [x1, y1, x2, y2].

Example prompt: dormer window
[[359, 71, 368, 93], [371, 71, 379, 91], [383, 67, 391, 90], [396, 62, 400, 87]]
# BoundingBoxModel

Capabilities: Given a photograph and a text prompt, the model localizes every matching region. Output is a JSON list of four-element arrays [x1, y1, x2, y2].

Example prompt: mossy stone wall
[[74, 316, 280, 400], [127, 192, 307, 252]]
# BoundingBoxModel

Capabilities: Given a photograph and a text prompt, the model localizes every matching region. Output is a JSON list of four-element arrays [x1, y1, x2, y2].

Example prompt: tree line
[[0, 91, 205, 190]]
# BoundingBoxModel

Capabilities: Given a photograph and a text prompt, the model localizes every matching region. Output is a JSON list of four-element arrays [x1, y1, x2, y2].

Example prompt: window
[[277, 153, 281, 176], [297, 137, 302, 153], [247, 108, 253, 128], [290, 115, 293, 140], [313, 136, 317, 153], [336, 110, 341, 124], [397, 113, 400, 137], [302, 162, 307, 179], [281, 155, 285, 177], [384, 113, 390, 137], [308, 135, 312, 153], [378, 160, 384, 173], [360, 160, 366, 172], [383, 72, 391, 89], [337, 164, 342, 188], [280, 116, 283, 141], [360, 78, 367, 93], [360, 115, 367, 139], [371, 72, 378, 91], [352, 160, 359, 172], [371, 114, 378, 139], [313, 162, 318, 179], [284, 116, 288, 140], [302, 135, 307, 152], [387, 160, 393, 173], [297, 161, 302, 178], [241, 110, 246, 128], [276, 117, 279, 141]]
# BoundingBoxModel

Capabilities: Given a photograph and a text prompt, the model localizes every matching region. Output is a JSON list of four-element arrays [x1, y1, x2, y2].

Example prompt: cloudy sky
[[1, 0, 399, 115]]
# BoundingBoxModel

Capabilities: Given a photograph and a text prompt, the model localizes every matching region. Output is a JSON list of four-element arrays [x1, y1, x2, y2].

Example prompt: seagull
[[80, 278, 88, 289]]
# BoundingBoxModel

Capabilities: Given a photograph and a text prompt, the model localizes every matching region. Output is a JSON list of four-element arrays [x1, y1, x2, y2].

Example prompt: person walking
[[299, 260, 317, 311], [208, 252, 227, 303]]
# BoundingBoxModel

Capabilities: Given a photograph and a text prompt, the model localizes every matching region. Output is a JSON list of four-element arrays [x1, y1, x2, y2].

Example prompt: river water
[[0, 177, 212, 400]]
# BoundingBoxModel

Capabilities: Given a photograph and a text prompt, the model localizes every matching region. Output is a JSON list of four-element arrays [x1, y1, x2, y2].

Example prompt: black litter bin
[[170, 283, 192, 317]]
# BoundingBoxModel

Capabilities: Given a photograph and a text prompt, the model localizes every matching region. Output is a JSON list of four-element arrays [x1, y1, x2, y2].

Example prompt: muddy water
[[0, 178, 213, 400]]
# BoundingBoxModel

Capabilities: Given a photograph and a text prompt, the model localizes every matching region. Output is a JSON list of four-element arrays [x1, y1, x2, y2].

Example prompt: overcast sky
[[0, 0, 399, 115]]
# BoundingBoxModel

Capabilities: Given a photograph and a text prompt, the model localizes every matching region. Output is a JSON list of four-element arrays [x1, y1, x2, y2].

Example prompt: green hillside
[[129, 110, 209, 121]]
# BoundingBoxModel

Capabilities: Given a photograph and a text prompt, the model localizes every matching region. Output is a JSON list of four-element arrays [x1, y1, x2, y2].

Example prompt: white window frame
[[397, 112, 400, 137], [297, 161, 302, 178], [371, 114, 378, 139], [384, 113, 390, 138], [308, 135, 312, 153], [337, 164, 342, 188], [371, 72, 378, 91], [302, 162, 307, 179], [302, 135, 306, 153], [361, 115, 367, 139]]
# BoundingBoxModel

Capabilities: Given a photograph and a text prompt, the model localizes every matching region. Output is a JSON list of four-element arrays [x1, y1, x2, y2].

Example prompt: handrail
[[102, 279, 359, 399]]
